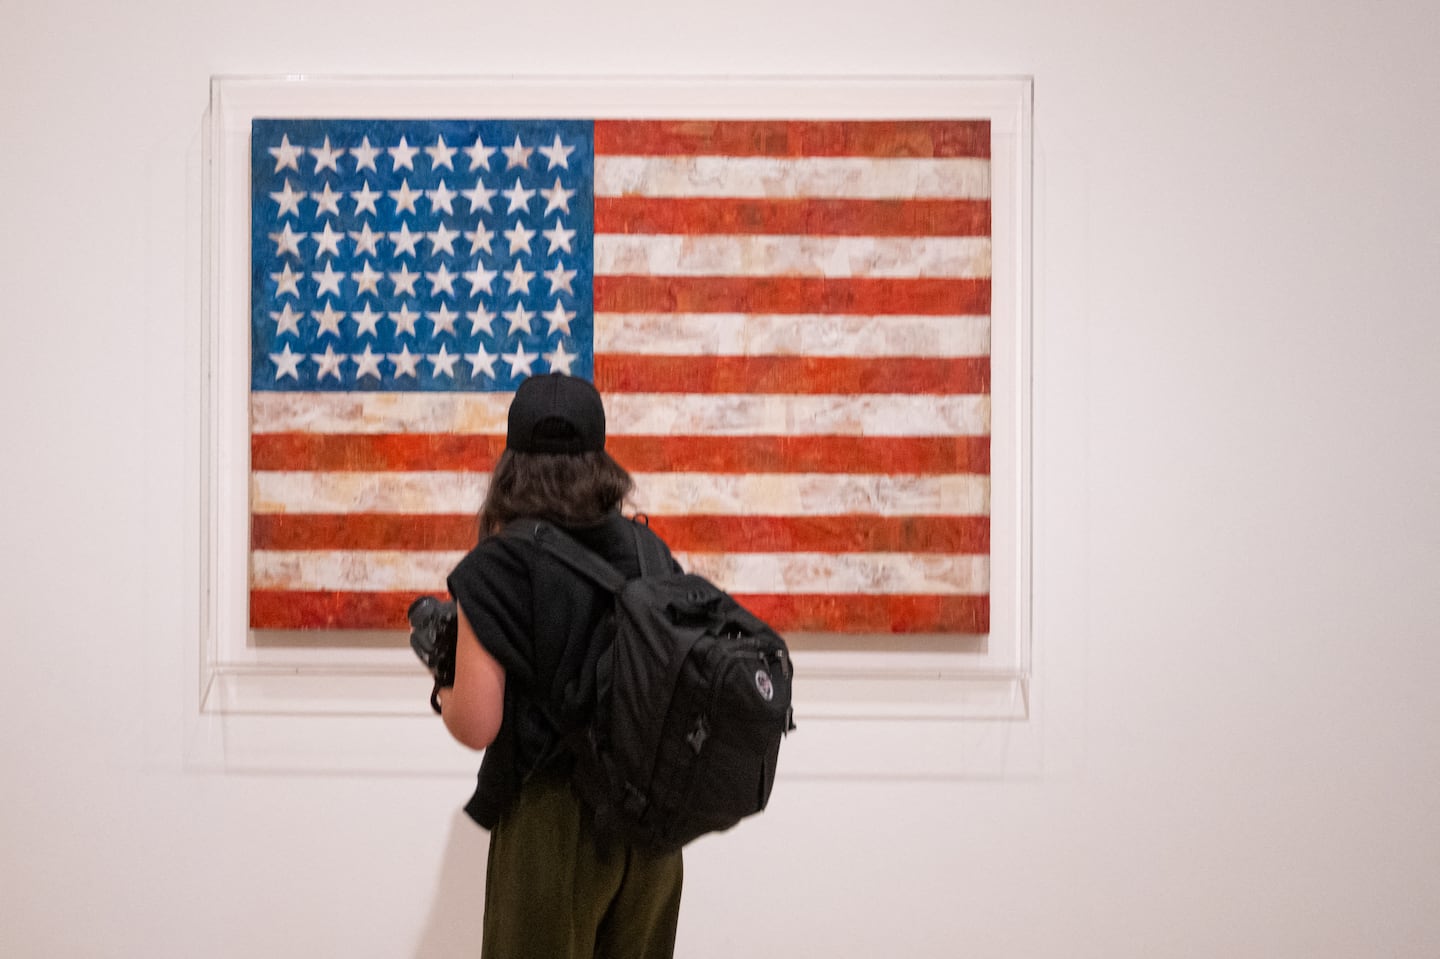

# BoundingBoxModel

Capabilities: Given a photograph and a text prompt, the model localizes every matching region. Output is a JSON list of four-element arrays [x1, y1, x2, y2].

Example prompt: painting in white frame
[[201, 75, 1032, 726]]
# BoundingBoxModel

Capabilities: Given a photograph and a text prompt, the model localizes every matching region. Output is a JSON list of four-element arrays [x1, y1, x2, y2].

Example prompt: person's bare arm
[[437, 604, 506, 750]]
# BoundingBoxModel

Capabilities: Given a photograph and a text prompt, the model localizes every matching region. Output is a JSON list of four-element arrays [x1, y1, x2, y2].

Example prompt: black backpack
[[507, 517, 795, 852]]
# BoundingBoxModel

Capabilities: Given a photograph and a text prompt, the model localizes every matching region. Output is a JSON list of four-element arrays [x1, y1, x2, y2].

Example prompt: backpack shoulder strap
[[503, 518, 628, 594], [628, 514, 674, 578]]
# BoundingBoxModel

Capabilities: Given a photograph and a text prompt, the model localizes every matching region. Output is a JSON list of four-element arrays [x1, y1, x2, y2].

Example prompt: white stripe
[[593, 235, 991, 279], [632, 473, 989, 517], [252, 392, 990, 436], [251, 549, 987, 595], [251, 472, 989, 517], [252, 550, 464, 592], [251, 392, 509, 434], [252, 471, 486, 514], [607, 394, 989, 437], [594, 156, 990, 200], [674, 552, 989, 595], [594, 313, 990, 357]]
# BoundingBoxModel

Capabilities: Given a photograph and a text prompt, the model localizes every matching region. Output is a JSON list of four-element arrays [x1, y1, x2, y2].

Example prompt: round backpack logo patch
[[754, 669, 775, 702]]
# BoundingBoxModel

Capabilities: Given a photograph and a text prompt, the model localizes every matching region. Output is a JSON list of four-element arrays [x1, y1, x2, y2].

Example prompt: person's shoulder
[[626, 514, 669, 548], [623, 513, 683, 573], [451, 528, 539, 582]]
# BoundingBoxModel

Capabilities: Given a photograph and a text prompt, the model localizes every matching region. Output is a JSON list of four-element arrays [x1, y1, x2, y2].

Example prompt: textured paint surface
[[248, 118, 993, 634]]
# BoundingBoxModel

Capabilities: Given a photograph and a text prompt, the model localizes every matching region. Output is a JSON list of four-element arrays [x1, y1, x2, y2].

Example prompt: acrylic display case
[[198, 75, 1033, 773]]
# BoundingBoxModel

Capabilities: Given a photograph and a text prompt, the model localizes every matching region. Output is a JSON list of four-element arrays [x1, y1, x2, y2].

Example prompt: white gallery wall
[[2, 1, 1438, 957]]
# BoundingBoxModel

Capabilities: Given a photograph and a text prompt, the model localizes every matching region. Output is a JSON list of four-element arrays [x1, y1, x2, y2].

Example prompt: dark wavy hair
[[478, 448, 635, 539]]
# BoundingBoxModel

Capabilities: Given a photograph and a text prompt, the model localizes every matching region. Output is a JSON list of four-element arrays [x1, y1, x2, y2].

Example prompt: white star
[[348, 222, 382, 256], [428, 303, 460, 335], [538, 134, 575, 170], [388, 344, 421, 378], [502, 344, 538, 377], [543, 221, 576, 254], [351, 182, 381, 215], [503, 303, 536, 336], [428, 343, 461, 378], [426, 180, 458, 215], [466, 343, 498, 378], [503, 262, 535, 295], [426, 136, 458, 170], [270, 303, 303, 336], [426, 263, 459, 297], [351, 261, 383, 296], [502, 179, 536, 215], [270, 179, 304, 217], [388, 136, 419, 171], [268, 134, 303, 173], [389, 264, 421, 296], [311, 183, 343, 217], [502, 135, 534, 170], [269, 342, 303, 380], [388, 303, 421, 335], [268, 223, 304, 258], [271, 263, 302, 298], [466, 306, 497, 336], [312, 262, 345, 297], [311, 222, 344, 257], [352, 344, 384, 380], [544, 342, 578, 375], [388, 222, 422, 257], [389, 179, 422, 214], [464, 227, 496, 254], [464, 135, 498, 170], [504, 221, 537, 256], [542, 303, 575, 336], [350, 136, 381, 172], [312, 302, 346, 337], [352, 302, 383, 336], [544, 263, 578, 296], [311, 343, 346, 381], [427, 222, 460, 256], [462, 180, 497, 213], [464, 263, 498, 295], [310, 136, 343, 173], [540, 178, 575, 215]]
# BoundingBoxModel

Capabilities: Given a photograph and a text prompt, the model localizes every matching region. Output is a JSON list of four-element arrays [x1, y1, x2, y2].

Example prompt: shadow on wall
[[414, 808, 490, 958]]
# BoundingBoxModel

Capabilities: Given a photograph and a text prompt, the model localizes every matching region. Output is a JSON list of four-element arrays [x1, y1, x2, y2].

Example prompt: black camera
[[408, 596, 458, 714]]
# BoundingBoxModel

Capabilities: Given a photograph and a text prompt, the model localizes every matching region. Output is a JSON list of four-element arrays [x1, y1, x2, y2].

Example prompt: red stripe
[[595, 197, 991, 236], [595, 276, 990, 315], [649, 515, 989, 554], [594, 120, 991, 159], [252, 433, 989, 474], [250, 589, 988, 634], [252, 433, 505, 471], [250, 513, 987, 553], [250, 590, 436, 630], [252, 513, 478, 550], [595, 354, 989, 395], [732, 594, 988, 634], [611, 434, 989, 474]]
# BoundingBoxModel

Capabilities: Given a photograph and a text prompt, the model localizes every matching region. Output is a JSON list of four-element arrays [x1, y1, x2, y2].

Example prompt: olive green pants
[[483, 775, 684, 959]]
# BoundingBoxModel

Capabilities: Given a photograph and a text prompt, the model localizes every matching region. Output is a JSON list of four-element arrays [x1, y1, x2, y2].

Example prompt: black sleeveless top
[[446, 512, 677, 828]]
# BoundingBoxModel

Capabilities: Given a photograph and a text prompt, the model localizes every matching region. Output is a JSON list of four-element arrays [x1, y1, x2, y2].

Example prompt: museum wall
[[2, 0, 1438, 956]]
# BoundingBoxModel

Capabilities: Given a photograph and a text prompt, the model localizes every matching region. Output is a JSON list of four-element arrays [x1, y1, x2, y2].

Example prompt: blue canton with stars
[[250, 119, 594, 391]]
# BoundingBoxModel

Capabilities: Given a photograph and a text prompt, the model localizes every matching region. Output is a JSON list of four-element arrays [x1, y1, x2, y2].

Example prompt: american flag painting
[[249, 117, 991, 635]]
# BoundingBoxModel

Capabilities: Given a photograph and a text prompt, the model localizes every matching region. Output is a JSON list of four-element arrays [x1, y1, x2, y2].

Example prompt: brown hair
[[477, 448, 635, 539]]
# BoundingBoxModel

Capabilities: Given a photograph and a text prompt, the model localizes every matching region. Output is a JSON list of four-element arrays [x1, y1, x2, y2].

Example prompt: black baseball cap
[[505, 373, 607, 454]]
